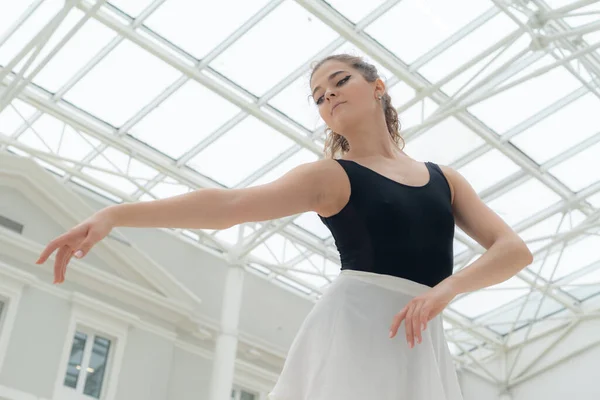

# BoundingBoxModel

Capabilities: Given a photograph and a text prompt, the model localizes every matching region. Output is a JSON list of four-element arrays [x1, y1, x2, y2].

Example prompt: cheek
[[348, 86, 372, 110], [318, 106, 329, 122]]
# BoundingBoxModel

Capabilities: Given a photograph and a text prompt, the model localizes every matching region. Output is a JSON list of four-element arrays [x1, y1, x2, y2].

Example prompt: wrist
[[439, 276, 462, 298], [97, 205, 120, 228]]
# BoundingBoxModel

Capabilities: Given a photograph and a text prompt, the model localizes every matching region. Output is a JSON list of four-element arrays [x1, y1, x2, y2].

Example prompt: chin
[[331, 113, 361, 132]]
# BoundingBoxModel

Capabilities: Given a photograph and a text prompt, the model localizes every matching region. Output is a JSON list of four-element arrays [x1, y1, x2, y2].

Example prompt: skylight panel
[[0, 99, 38, 135], [187, 116, 295, 187], [548, 141, 600, 192], [467, 55, 583, 134], [418, 13, 517, 83], [404, 117, 485, 165], [128, 79, 241, 159], [17, 113, 101, 161], [539, 235, 600, 282], [510, 92, 600, 164], [457, 149, 521, 194], [439, 34, 531, 97], [82, 147, 158, 196], [33, 11, 118, 93], [63, 39, 181, 126], [143, 0, 271, 60], [0, 0, 64, 67], [107, 0, 155, 18], [518, 210, 586, 252], [450, 276, 530, 319], [324, 0, 387, 24], [210, 1, 338, 96], [364, 0, 492, 64], [487, 178, 562, 226]]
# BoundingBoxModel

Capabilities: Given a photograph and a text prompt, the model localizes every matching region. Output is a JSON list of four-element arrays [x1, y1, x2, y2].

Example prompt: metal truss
[[1, 0, 600, 388]]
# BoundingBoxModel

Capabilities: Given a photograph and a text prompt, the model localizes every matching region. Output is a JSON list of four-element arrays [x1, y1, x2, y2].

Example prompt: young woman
[[36, 54, 533, 399]]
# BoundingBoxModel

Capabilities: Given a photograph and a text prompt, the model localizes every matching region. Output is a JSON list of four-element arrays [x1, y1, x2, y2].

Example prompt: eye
[[337, 75, 351, 86], [315, 95, 324, 105]]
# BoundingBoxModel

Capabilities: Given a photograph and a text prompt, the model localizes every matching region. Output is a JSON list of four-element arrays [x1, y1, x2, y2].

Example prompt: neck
[[342, 118, 403, 160]]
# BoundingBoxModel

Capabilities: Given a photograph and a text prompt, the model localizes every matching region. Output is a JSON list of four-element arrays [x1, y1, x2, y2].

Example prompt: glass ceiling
[[1, 0, 599, 379]]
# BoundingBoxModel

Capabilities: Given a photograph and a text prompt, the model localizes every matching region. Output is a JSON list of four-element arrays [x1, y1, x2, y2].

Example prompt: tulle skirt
[[267, 269, 463, 400]]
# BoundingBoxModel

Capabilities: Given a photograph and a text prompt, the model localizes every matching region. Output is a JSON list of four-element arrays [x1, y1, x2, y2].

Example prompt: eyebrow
[[312, 70, 348, 98]]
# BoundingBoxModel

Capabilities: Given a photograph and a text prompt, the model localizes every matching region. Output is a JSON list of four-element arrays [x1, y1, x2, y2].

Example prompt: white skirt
[[267, 269, 464, 400]]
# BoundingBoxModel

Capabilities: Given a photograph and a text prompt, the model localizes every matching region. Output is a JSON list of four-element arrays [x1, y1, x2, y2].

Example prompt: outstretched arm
[[36, 159, 333, 282], [101, 160, 327, 230]]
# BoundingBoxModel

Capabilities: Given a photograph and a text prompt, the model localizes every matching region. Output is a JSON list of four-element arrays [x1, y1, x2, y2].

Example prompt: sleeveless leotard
[[318, 159, 455, 288]]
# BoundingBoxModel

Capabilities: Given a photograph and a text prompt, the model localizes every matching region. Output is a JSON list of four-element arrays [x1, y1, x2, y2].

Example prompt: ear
[[374, 78, 386, 99]]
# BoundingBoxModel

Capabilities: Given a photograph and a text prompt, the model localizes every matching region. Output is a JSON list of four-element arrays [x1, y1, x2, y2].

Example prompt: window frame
[[53, 293, 131, 400], [231, 385, 260, 400], [62, 326, 115, 399], [0, 261, 29, 375]]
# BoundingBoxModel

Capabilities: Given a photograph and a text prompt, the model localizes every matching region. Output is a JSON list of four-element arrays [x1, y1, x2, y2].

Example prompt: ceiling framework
[[1, 0, 599, 389]]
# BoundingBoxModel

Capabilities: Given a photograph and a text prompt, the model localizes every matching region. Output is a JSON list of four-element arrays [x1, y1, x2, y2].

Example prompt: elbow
[[496, 235, 533, 269], [522, 245, 534, 266], [513, 237, 533, 267], [525, 245, 533, 266]]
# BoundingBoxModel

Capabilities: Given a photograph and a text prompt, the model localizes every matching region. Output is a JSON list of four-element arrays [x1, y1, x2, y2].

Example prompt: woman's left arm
[[439, 165, 534, 295], [389, 166, 534, 347]]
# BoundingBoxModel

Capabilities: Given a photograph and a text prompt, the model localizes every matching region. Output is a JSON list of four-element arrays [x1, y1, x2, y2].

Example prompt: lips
[[331, 101, 346, 115]]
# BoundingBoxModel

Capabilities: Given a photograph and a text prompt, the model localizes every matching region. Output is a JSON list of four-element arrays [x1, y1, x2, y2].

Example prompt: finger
[[421, 307, 430, 332], [405, 305, 414, 348], [37, 238, 64, 264], [412, 302, 424, 345], [74, 237, 95, 259], [54, 246, 71, 284], [37, 224, 87, 264], [389, 306, 408, 338], [59, 252, 74, 284]]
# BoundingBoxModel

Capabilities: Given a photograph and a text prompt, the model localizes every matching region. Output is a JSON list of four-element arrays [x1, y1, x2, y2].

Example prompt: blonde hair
[[310, 54, 405, 158]]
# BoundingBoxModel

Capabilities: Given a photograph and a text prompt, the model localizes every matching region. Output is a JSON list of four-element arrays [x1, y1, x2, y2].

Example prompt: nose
[[324, 88, 336, 101]]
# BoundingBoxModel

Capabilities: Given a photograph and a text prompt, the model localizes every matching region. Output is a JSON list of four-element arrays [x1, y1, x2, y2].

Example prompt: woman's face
[[310, 60, 381, 134]]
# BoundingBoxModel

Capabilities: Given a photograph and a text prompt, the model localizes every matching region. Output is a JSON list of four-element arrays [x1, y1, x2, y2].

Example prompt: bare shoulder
[[437, 164, 459, 205], [224, 158, 347, 226], [436, 163, 521, 250], [303, 158, 351, 216], [288, 157, 343, 184]]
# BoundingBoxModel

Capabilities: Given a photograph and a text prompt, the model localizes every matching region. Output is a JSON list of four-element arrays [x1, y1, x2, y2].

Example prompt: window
[[63, 327, 112, 399], [53, 293, 130, 400], [231, 386, 258, 400], [241, 391, 257, 400], [0, 264, 27, 375], [0, 300, 5, 327]]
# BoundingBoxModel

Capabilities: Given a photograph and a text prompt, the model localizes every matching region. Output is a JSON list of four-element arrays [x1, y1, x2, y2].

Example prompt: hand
[[35, 208, 116, 284], [388, 281, 457, 348]]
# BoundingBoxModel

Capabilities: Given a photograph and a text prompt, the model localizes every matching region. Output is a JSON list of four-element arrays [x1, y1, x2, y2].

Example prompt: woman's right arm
[[36, 159, 339, 282], [106, 159, 333, 230]]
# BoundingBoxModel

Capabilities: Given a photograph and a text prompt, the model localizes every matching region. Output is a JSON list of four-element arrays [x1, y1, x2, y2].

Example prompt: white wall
[[0, 283, 220, 400], [0, 183, 268, 399], [167, 347, 214, 400], [0, 185, 117, 277], [0, 287, 71, 398], [115, 328, 174, 400]]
